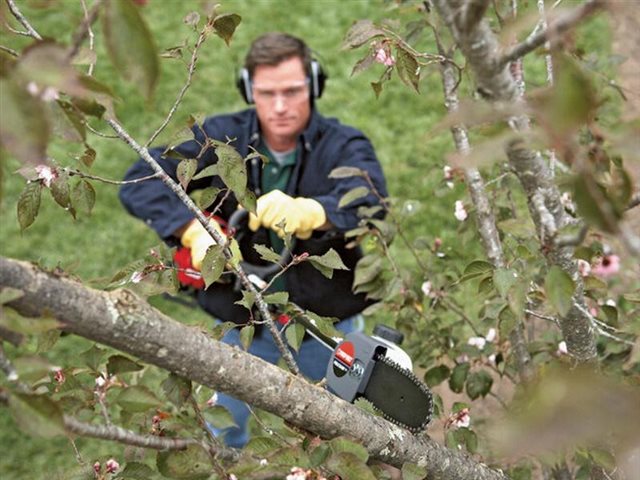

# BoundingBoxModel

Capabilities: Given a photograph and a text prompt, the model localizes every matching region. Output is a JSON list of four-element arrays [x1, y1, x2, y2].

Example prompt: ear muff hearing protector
[[236, 59, 327, 104]]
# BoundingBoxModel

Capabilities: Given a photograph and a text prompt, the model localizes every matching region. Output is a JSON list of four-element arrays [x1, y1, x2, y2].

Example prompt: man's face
[[252, 56, 311, 149]]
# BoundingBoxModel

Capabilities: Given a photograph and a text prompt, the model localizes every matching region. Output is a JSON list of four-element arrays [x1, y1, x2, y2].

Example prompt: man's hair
[[244, 33, 312, 77]]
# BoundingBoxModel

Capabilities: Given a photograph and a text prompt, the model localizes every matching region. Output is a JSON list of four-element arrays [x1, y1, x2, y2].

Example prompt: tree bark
[[433, 0, 599, 361], [0, 256, 508, 480]]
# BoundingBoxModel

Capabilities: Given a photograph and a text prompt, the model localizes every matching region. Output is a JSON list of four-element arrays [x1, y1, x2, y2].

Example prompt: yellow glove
[[180, 219, 225, 271], [248, 190, 326, 240]]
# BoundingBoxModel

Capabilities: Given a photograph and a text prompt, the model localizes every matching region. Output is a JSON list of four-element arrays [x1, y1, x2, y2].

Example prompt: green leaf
[[264, 291, 288, 305], [0, 78, 50, 166], [70, 179, 96, 216], [308, 248, 348, 272], [498, 217, 535, 238], [493, 268, 517, 299], [402, 462, 428, 480], [107, 355, 143, 376], [0, 287, 24, 304], [161, 373, 192, 408], [239, 325, 254, 350], [449, 362, 470, 394], [191, 164, 218, 180], [466, 370, 493, 400], [209, 321, 237, 340], [81, 344, 107, 372], [508, 281, 527, 320], [211, 13, 241, 46], [342, 20, 384, 50], [9, 393, 65, 438], [0, 307, 60, 335], [53, 100, 86, 143], [103, 0, 159, 99], [285, 322, 305, 352], [177, 158, 198, 190], [234, 290, 256, 311], [80, 145, 97, 168], [156, 445, 212, 480], [120, 462, 157, 480], [338, 186, 369, 209], [50, 172, 73, 214], [329, 166, 365, 179], [203, 405, 237, 430], [201, 244, 225, 287], [395, 47, 420, 93], [116, 386, 160, 413], [326, 452, 376, 480], [215, 143, 247, 195], [17, 182, 42, 231], [424, 364, 450, 387], [572, 173, 621, 233], [329, 436, 369, 462], [544, 266, 575, 317], [460, 260, 493, 282], [499, 305, 517, 339], [253, 243, 283, 263], [13, 355, 55, 383], [589, 448, 616, 470], [450, 427, 478, 454], [353, 255, 383, 289], [246, 436, 280, 455], [195, 186, 220, 210]]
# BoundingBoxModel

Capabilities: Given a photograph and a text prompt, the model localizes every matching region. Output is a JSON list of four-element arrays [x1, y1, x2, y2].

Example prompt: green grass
[[0, 1, 619, 478]]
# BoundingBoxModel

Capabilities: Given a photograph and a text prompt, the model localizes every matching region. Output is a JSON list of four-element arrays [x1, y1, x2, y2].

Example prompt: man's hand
[[248, 190, 326, 239], [180, 219, 225, 270]]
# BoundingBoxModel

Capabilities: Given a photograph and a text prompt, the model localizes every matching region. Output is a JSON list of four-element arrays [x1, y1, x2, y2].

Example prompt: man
[[119, 33, 387, 448]]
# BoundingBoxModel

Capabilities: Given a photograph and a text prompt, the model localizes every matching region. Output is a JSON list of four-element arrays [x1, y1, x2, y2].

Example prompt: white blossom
[[485, 328, 497, 343], [557, 341, 568, 356], [130, 271, 145, 284], [467, 336, 486, 350], [454, 200, 468, 221], [421, 281, 432, 297], [577, 259, 591, 277], [35, 165, 57, 188]]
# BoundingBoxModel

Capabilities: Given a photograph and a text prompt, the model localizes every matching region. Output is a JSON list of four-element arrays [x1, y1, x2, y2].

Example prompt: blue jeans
[[213, 315, 362, 448]]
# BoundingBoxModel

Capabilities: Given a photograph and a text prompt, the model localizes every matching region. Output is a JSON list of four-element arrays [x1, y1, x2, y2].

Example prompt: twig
[[524, 309, 560, 326], [573, 303, 635, 346], [5, 0, 42, 40], [78, 0, 99, 76], [63, 415, 239, 461], [107, 117, 300, 375], [4, 22, 31, 37], [63, 167, 162, 186], [188, 395, 230, 477], [0, 45, 18, 56], [145, 17, 210, 147], [84, 122, 120, 139], [500, 0, 605, 66]]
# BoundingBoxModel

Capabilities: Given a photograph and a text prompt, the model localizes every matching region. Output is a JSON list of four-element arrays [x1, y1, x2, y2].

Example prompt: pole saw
[[173, 209, 433, 432]]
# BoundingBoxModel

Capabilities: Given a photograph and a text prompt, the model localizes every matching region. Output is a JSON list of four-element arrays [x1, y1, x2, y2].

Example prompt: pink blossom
[[93, 461, 101, 474], [454, 200, 467, 221], [446, 407, 471, 429], [577, 259, 591, 277], [286, 467, 308, 480], [35, 165, 58, 188], [374, 48, 395, 67], [105, 458, 119, 474], [591, 255, 620, 278], [443, 165, 453, 180], [53, 369, 65, 384], [434, 237, 442, 250], [259, 458, 269, 466]]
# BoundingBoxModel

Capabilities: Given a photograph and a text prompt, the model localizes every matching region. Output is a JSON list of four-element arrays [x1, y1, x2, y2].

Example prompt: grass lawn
[[0, 1, 619, 478]]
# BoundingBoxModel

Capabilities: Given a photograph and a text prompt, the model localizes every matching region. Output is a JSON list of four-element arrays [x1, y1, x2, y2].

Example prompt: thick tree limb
[[0, 256, 508, 480]]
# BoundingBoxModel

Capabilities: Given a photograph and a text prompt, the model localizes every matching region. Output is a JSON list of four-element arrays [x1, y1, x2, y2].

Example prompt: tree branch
[[500, 0, 605, 66], [106, 117, 300, 375], [0, 256, 508, 479], [5, 0, 42, 40]]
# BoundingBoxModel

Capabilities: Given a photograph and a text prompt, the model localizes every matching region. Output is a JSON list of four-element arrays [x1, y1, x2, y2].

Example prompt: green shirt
[[258, 142, 298, 291]]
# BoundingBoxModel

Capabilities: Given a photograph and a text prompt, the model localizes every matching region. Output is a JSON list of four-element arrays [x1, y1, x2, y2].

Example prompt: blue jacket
[[120, 108, 387, 322]]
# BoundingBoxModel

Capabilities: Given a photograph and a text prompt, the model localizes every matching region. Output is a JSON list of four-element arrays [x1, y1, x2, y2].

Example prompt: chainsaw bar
[[363, 354, 433, 433]]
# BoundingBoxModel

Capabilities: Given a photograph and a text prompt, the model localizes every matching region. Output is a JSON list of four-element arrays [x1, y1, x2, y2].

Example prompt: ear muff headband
[[236, 59, 327, 105]]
